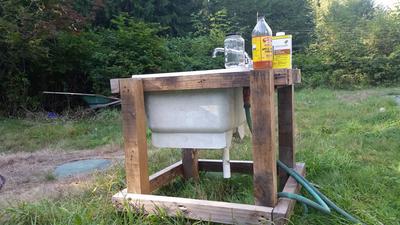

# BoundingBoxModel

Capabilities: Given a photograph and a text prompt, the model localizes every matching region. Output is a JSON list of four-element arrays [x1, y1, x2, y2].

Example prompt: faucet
[[244, 52, 252, 65], [212, 47, 253, 69], [212, 48, 224, 58]]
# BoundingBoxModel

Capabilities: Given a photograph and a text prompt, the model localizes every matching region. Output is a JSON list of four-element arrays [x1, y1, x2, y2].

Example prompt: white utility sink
[[133, 69, 247, 149]]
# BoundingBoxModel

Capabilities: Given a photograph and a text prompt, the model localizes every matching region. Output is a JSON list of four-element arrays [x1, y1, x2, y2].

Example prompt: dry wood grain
[[198, 159, 253, 174], [277, 85, 295, 190], [250, 69, 278, 207], [272, 163, 306, 225], [110, 69, 301, 93], [149, 161, 183, 192], [112, 190, 273, 225], [120, 79, 150, 194], [182, 149, 199, 181]]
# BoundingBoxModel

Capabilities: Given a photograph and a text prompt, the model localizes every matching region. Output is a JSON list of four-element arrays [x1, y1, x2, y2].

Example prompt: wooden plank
[[293, 69, 301, 84], [112, 190, 273, 225], [110, 69, 301, 93], [182, 149, 199, 181], [274, 69, 292, 85], [120, 79, 150, 194], [277, 85, 295, 190], [250, 69, 278, 207], [149, 161, 183, 192], [110, 79, 120, 94], [272, 163, 306, 225], [198, 159, 253, 174]]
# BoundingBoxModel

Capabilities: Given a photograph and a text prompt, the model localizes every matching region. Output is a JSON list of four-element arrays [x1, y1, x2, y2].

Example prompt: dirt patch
[[336, 88, 400, 104], [336, 89, 380, 103], [0, 145, 123, 207]]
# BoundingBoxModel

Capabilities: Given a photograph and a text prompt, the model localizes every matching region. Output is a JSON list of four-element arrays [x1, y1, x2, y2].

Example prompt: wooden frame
[[110, 68, 301, 93], [112, 69, 302, 225]]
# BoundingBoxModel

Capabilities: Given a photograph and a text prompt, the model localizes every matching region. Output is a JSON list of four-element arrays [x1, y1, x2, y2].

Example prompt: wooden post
[[120, 79, 150, 194], [182, 149, 199, 181], [277, 85, 295, 190], [250, 69, 278, 207]]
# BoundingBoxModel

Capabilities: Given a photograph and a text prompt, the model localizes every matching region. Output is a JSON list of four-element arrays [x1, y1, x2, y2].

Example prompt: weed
[[44, 172, 56, 181]]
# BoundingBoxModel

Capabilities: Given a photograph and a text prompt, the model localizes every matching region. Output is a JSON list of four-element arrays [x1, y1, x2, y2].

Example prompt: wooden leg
[[120, 79, 150, 194], [182, 149, 199, 181], [277, 85, 295, 190], [250, 69, 278, 207]]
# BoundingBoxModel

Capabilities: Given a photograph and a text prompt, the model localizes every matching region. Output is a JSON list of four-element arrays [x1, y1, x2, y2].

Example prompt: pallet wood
[[250, 70, 278, 207], [198, 159, 253, 174], [149, 161, 183, 192], [112, 190, 273, 225], [120, 79, 150, 194], [277, 85, 295, 190], [182, 149, 199, 181], [273, 163, 305, 225], [110, 69, 301, 93], [114, 68, 302, 224], [113, 162, 306, 225]]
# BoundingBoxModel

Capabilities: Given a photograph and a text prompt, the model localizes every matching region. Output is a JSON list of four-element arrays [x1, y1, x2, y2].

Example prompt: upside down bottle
[[252, 15, 273, 69]]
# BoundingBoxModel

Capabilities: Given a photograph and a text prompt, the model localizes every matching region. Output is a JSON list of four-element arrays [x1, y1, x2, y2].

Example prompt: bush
[[164, 32, 225, 72], [87, 15, 169, 95]]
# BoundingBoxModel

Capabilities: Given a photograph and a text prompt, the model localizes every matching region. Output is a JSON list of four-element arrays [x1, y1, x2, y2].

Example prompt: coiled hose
[[244, 105, 363, 224]]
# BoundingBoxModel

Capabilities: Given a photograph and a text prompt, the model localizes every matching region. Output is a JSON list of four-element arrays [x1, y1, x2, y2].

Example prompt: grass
[[1, 88, 400, 224], [0, 110, 122, 153]]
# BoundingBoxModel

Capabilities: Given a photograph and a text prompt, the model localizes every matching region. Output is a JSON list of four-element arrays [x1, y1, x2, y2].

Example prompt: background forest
[[1, 0, 400, 115]]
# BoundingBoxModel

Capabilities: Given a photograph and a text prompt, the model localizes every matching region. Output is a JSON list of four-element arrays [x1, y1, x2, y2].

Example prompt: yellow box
[[272, 35, 292, 69]]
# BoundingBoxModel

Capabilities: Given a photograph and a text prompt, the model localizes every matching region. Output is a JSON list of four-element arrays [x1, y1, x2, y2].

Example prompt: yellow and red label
[[272, 35, 292, 69], [252, 36, 273, 63]]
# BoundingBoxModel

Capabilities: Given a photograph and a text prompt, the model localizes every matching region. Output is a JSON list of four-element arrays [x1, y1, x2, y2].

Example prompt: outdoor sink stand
[[110, 68, 303, 225]]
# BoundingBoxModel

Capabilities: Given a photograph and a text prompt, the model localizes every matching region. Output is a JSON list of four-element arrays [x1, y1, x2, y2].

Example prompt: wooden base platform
[[112, 161, 305, 225]]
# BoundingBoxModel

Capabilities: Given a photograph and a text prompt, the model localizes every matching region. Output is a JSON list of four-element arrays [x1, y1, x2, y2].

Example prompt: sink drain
[[54, 159, 111, 178], [0, 175, 5, 190]]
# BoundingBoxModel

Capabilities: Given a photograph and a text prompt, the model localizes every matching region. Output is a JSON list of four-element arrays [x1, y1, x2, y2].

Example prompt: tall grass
[[0, 110, 122, 152], [1, 88, 400, 224]]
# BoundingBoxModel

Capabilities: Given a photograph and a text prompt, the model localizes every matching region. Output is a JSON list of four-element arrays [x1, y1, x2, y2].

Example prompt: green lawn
[[1, 88, 400, 225], [0, 110, 122, 153]]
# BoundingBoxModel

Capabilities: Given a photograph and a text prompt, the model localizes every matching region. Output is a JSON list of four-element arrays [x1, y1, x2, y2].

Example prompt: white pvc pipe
[[223, 147, 231, 178]]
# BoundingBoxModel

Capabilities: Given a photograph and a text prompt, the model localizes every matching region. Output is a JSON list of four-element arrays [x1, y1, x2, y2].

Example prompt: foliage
[[0, 0, 87, 115], [302, 0, 400, 88], [164, 32, 225, 72], [191, 0, 315, 52], [87, 15, 169, 94], [1, 0, 400, 114]]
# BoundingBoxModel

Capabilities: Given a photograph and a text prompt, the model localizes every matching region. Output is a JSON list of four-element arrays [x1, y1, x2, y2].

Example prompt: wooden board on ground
[[112, 190, 273, 225], [113, 162, 306, 225], [273, 163, 306, 225]]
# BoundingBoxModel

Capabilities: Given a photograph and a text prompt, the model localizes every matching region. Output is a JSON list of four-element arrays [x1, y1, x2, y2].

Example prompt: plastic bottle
[[252, 15, 273, 69]]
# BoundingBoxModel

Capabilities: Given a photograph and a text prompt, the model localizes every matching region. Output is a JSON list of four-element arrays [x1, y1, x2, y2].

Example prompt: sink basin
[[133, 70, 246, 149]]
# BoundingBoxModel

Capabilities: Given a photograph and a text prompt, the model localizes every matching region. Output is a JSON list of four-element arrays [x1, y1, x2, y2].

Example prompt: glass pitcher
[[213, 34, 251, 69], [224, 34, 245, 68]]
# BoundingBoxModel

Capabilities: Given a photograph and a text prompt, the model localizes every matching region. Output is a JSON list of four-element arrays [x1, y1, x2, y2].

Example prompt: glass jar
[[224, 34, 245, 68]]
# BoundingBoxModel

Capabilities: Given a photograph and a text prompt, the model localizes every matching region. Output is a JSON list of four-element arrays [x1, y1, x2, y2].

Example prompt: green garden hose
[[243, 105, 363, 224]]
